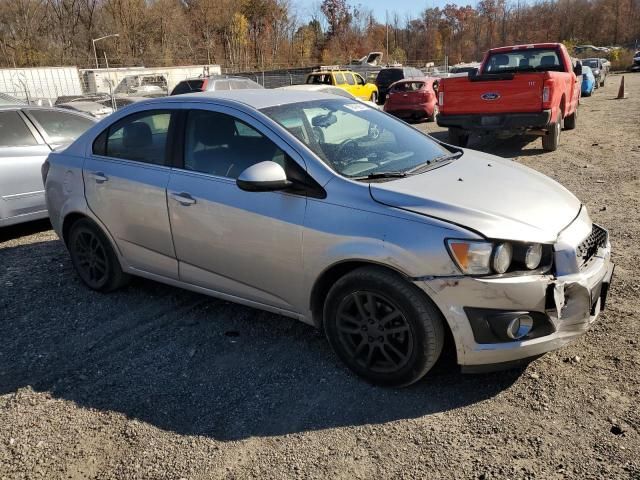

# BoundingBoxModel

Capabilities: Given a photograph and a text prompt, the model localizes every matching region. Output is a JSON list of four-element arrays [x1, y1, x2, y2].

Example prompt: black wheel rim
[[73, 228, 108, 287], [335, 291, 414, 374]]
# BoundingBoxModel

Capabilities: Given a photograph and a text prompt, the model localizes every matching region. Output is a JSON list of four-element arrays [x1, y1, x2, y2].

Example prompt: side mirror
[[237, 161, 292, 192], [573, 63, 582, 76]]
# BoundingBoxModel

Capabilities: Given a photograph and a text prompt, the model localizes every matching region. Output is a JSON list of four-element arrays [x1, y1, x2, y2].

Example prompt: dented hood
[[369, 152, 581, 243]]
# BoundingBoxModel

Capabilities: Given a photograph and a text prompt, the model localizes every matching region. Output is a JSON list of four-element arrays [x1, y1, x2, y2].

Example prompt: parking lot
[[1, 73, 639, 479]]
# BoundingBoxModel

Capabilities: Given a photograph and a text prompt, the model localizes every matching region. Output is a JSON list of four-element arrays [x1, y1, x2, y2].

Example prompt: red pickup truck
[[437, 43, 582, 151]]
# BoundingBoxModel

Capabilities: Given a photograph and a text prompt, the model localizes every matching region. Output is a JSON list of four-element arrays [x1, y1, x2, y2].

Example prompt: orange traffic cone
[[616, 76, 627, 99]]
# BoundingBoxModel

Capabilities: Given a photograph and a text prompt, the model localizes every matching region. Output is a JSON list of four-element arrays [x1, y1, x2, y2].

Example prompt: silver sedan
[[0, 106, 95, 227], [43, 90, 613, 386]]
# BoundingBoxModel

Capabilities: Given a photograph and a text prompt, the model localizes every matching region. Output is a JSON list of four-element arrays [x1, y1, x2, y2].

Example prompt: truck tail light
[[438, 91, 444, 105], [542, 85, 550, 103], [541, 73, 553, 109]]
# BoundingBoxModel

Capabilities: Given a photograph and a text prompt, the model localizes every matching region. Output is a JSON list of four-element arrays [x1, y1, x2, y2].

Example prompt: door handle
[[91, 171, 108, 183], [170, 192, 196, 206]]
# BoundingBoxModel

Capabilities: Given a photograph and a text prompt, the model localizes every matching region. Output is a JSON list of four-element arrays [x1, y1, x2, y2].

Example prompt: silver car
[[0, 106, 95, 227], [44, 90, 614, 386]]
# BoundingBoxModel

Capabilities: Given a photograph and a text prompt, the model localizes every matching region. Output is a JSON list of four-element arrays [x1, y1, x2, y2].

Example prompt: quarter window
[[0, 111, 38, 147], [183, 110, 287, 179], [100, 110, 172, 165], [344, 74, 355, 85], [355, 74, 365, 86]]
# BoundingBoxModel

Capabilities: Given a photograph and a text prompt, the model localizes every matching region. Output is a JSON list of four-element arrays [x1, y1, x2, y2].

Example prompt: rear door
[[84, 109, 178, 279], [0, 110, 51, 223]]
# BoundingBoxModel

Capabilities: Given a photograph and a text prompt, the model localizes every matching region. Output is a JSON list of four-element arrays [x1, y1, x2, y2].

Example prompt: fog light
[[525, 244, 543, 270], [506, 314, 533, 340]]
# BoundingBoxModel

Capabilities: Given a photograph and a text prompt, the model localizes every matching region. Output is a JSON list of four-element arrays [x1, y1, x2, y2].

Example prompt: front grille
[[576, 224, 608, 267]]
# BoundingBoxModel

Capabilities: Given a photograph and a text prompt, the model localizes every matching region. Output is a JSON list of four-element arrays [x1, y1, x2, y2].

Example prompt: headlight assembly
[[447, 239, 551, 275]]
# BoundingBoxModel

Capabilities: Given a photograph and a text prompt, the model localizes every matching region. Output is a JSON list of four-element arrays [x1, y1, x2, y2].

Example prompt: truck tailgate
[[441, 73, 544, 114]]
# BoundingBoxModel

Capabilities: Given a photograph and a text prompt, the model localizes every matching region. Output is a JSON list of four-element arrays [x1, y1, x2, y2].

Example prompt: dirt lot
[[1, 73, 639, 480]]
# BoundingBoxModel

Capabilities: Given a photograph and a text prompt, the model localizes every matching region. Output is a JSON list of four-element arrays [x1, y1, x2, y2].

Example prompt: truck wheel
[[542, 122, 560, 152], [564, 108, 577, 130], [323, 266, 445, 387], [600, 78, 605, 87], [448, 128, 469, 147]]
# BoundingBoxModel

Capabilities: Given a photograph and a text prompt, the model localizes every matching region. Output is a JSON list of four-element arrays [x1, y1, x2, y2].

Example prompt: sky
[[295, 0, 477, 23]]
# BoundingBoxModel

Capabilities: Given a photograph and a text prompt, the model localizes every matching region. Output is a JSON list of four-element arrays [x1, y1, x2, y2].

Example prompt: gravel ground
[[1, 73, 639, 480]]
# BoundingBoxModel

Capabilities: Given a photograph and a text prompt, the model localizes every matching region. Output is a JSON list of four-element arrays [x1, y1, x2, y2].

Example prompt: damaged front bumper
[[416, 210, 614, 370]]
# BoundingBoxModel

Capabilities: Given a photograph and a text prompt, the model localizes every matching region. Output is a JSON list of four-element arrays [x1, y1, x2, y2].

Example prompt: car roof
[[308, 70, 358, 75], [178, 75, 256, 82], [155, 89, 338, 110]]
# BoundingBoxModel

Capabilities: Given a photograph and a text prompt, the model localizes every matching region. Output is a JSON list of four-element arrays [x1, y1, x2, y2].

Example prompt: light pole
[[92, 34, 119, 69]]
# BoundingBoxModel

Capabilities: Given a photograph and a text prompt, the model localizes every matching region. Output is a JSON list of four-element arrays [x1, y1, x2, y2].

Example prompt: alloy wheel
[[73, 228, 108, 287], [335, 291, 414, 374]]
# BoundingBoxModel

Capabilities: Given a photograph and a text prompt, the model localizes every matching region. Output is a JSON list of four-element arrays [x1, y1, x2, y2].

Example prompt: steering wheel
[[336, 138, 360, 160]]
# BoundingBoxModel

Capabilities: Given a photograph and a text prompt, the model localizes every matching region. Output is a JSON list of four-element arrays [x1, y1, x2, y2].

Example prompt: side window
[[0, 111, 38, 147], [334, 73, 345, 84], [355, 74, 365, 85], [27, 110, 94, 144], [344, 74, 355, 85], [103, 110, 172, 165], [183, 110, 287, 179]]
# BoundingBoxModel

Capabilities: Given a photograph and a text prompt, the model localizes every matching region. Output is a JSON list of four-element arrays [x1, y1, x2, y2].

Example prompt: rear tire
[[448, 127, 469, 147], [323, 266, 445, 387], [564, 107, 577, 130], [68, 218, 130, 292], [542, 121, 560, 151]]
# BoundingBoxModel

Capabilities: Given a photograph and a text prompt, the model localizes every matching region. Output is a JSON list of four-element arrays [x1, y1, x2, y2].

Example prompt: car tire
[[600, 77, 605, 87], [564, 107, 577, 130], [370, 92, 378, 104], [448, 128, 469, 147], [542, 121, 560, 151], [323, 266, 445, 387], [68, 218, 130, 292], [428, 104, 439, 122]]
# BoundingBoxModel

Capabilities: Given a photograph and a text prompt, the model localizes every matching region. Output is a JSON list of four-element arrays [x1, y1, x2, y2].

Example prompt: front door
[[84, 109, 178, 279], [167, 107, 307, 313]]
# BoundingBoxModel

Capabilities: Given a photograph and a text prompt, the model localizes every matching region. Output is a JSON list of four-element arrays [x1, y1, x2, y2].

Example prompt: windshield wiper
[[351, 171, 408, 180], [407, 151, 463, 174]]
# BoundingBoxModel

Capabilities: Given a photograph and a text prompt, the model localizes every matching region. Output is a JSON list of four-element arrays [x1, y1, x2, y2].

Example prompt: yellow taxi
[[305, 69, 379, 103]]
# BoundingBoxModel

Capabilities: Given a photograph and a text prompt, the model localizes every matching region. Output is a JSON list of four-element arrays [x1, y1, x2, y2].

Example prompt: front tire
[[323, 267, 445, 387], [68, 218, 130, 292], [564, 107, 577, 130]]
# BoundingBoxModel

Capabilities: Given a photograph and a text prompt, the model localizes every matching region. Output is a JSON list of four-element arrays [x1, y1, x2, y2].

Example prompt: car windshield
[[582, 59, 599, 68], [261, 99, 452, 180], [484, 48, 564, 73]]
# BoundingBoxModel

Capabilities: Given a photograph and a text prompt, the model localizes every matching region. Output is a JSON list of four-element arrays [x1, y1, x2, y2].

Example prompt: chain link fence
[[0, 60, 446, 117]]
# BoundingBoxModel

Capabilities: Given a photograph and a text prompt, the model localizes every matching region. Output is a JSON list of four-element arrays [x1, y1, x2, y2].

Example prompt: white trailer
[[0, 67, 83, 102], [80, 65, 222, 95]]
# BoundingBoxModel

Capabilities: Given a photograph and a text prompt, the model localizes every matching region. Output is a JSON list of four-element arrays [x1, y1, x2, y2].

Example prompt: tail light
[[438, 91, 444, 105], [542, 73, 553, 109], [41, 159, 50, 186]]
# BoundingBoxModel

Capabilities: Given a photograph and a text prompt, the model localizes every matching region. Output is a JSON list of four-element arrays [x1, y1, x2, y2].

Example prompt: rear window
[[484, 48, 563, 73], [171, 80, 205, 95], [391, 82, 424, 92], [28, 110, 94, 144], [307, 74, 332, 85], [376, 69, 403, 86]]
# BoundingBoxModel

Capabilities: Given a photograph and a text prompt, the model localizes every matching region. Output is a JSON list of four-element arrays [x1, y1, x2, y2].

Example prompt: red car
[[383, 77, 439, 122], [437, 43, 581, 151]]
